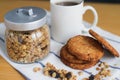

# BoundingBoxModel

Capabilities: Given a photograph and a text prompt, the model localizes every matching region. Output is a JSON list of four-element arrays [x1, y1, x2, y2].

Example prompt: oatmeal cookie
[[60, 45, 90, 64], [89, 29, 119, 57], [67, 35, 104, 61]]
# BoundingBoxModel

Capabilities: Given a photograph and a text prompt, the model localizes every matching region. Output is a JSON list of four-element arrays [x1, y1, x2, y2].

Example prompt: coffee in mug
[[56, 1, 80, 6]]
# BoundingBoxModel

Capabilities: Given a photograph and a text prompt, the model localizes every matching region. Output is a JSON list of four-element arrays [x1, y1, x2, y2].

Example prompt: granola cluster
[[94, 62, 111, 80], [82, 62, 111, 80], [6, 25, 50, 63], [43, 62, 77, 80]]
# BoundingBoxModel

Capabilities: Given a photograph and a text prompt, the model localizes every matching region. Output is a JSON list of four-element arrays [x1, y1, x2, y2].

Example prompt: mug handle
[[82, 6, 98, 33]]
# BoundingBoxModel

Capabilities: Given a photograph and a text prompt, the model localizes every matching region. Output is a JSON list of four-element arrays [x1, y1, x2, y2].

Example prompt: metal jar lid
[[4, 6, 47, 31]]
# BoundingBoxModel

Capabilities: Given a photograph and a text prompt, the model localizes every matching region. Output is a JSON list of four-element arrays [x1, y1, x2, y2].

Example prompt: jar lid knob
[[28, 9, 33, 16], [17, 8, 36, 17]]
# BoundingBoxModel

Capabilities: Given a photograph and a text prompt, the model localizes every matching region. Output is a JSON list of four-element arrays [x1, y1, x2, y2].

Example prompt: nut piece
[[33, 67, 41, 72]]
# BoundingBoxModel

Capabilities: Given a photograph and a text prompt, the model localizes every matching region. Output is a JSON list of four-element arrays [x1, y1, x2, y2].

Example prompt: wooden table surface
[[0, 1, 120, 80]]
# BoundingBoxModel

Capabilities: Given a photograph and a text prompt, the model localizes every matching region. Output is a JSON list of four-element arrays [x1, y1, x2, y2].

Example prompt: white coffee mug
[[50, 0, 98, 43]]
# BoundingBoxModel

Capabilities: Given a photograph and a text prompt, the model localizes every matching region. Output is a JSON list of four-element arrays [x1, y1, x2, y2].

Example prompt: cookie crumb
[[33, 67, 41, 72], [96, 67, 101, 71]]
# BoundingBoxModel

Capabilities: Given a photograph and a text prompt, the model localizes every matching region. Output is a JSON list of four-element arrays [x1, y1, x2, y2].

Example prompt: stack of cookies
[[60, 35, 104, 70], [60, 29, 119, 70]]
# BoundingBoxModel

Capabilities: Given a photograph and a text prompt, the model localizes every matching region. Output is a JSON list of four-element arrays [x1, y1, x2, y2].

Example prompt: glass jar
[[4, 7, 50, 63]]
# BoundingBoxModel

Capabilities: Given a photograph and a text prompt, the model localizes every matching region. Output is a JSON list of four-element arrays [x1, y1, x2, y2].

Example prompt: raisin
[[48, 70, 60, 78], [89, 75, 94, 80], [55, 72, 60, 78], [65, 72, 72, 79], [48, 70, 56, 76]]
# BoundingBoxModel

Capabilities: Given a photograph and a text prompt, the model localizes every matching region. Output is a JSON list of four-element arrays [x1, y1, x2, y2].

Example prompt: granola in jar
[[4, 7, 50, 63]]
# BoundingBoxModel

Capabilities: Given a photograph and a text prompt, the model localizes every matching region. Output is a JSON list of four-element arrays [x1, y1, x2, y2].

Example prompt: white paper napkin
[[0, 21, 120, 80]]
